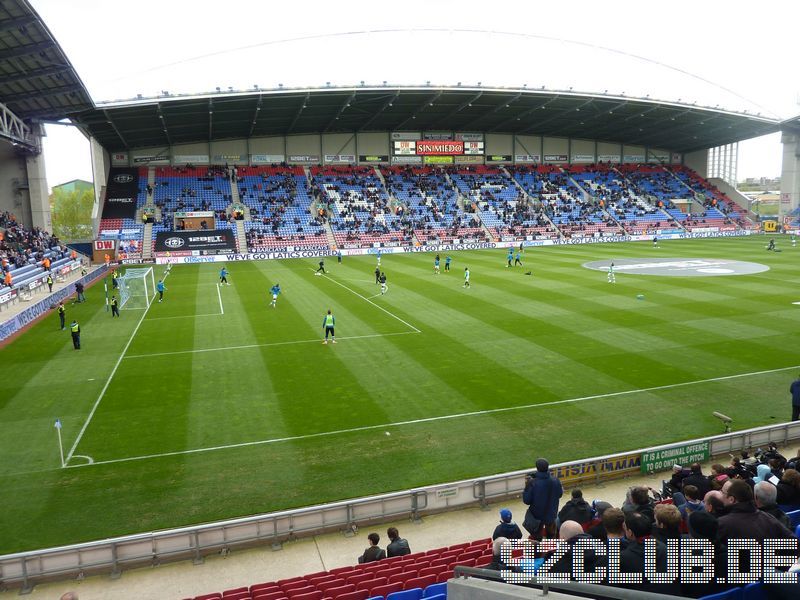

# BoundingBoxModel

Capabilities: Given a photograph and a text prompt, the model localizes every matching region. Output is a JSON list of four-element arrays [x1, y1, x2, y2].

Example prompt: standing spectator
[[755, 481, 791, 529], [357, 533, 385, 564], [492, 508, 523, 540], [791, 373, 800, 421], [522, 458, 563, 539], [557, 489, 593, 526], [386, 527, 411, 557], [74, 281, 85, 303]]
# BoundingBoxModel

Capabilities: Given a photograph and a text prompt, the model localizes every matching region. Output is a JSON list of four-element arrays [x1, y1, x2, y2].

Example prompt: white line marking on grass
[[309, 268, 421, 333], [147, 313, 223, 321], [64, 270, 172, 466], [793, 302, 800, 306], [217, 283, 224, 315], [123, 331, 420, 359], [66, 363, 800, 469]]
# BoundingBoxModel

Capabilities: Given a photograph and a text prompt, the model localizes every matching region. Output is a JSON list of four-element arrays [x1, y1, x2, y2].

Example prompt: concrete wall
[[26, 151, 50, 232], [684, 149, 709, 177], [321, 133, 356, 159], [356, 132, 389, 156], [570, 138, 595, 163], [780, 131, 799, 216], [485, 133, 513, 156], [543, 136, 569, 161], [0, 142, 32, 226], [210, 140, 248, 163], [623, 145, 646, 162], [250, 136, 285, 155], [597, 141, 622, 162], [286, 134, 322, 159], [514, 135, 542, 160]]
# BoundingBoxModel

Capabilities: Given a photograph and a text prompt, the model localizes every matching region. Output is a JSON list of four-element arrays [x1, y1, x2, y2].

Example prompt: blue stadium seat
[[699, 587, 743, 600], [787, 510, 800, 528], [386, 589, 423, 600], [742, 582, 767, 600], [422, 583, 446, 598]]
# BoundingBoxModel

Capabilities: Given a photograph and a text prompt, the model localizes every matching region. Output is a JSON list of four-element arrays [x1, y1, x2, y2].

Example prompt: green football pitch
[[1, 236, 799, 554]]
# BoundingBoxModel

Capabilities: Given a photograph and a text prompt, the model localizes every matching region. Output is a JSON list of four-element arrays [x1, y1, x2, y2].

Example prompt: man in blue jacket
[[522, 458, 563, 539], [791, 373, 800, 421]]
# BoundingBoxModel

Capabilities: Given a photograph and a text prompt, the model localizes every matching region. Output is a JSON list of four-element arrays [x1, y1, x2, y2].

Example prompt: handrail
[[2, 419, 799, 592]]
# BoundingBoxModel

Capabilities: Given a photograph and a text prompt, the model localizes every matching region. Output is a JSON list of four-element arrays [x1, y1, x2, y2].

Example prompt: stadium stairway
[[235, 220, 247, 253], [142, 222, 154, 259], [500, 166, 533, 203], [664, 167, 707, 213]]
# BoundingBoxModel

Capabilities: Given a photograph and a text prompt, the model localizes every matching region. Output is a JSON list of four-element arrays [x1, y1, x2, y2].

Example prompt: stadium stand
[[1, 211, 72, 291], [310, 166, 409, 248], [239, 166, 328, 250], [380, 166, 487, 244]]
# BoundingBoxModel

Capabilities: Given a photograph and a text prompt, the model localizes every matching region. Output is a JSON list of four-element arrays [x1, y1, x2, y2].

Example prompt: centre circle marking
[[583, 257, 769, 277]]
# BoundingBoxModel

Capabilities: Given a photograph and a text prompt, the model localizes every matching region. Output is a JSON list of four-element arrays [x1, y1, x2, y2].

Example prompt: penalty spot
[[385, 431, 391, 436]]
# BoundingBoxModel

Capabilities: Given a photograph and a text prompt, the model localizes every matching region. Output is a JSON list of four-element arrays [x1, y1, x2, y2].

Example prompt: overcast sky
[[32, 0, 798, 189]]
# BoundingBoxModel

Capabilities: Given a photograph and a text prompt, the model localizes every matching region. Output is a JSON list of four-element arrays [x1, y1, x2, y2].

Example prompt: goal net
[[118, 267, 156, 309]]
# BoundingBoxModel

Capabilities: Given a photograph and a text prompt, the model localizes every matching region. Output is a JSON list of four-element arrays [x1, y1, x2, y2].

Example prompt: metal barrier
[[2, 420, 800, 593]]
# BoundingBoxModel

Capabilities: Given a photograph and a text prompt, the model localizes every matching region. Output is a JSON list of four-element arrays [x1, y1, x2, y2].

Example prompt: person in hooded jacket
[[557, 489, 593, 526], [492, 508, 523, 540]]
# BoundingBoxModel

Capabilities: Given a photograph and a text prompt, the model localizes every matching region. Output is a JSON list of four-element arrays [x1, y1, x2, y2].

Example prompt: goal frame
[[118, 267, 156, 309]]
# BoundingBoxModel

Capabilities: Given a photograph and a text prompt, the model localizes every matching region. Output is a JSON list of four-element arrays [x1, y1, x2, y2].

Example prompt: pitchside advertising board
[[102, 168, 139, 219], [154, 230, 236, 254]]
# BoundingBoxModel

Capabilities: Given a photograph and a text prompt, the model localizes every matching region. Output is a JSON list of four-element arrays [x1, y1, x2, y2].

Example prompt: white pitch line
[[124, 331, 419, 359], [66, 363, 800, 470], [310, 269, 421, 333], [147, 313, 223, 321], [216, 283, 224, 315], [65, 269, 172, 465]]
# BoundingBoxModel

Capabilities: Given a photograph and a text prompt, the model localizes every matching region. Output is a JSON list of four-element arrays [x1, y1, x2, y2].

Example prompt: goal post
[[118, 267, 156, 309]]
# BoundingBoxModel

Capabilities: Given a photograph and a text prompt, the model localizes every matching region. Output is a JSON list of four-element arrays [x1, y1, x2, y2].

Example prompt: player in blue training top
[[434, 254, 440, 275], [156, 279, 166, 302], [270, 283, 281, 308], [444, 255, 451, 272], [219, 267, 230, 285], [506, 248, 513, 268], [514, 251, 523, 267]]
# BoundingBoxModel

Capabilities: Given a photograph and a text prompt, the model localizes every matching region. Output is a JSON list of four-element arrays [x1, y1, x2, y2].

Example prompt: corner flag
[[54, 418, 62, 429]]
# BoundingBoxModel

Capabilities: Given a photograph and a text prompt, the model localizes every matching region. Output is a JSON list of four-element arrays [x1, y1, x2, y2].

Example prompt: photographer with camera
[[522, 458, 562, 540]]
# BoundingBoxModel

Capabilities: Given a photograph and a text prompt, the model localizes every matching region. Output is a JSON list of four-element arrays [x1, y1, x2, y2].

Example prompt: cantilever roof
[[0, 0, 93, 120], [70, 86, 781, 155]]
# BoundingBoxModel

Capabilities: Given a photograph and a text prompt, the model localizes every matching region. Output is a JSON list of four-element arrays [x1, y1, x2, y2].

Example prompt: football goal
[[117, 267, 156, 309]]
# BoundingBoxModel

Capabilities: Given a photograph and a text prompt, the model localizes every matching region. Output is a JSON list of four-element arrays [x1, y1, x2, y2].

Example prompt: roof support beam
[[0, 99, 36, 150], [247, 94, 265, 137], [103, 109, 128, 149], [323, 92, 356, 132], [489, 96, 560, 132], [156, 103, 172, 146], [439, 91, 483, 122], [2, 83, 83, 103], [285, 93, 310, 134], [208, 98, 213, 141], [458, 92, 521, 130], [0, 41, 55, 60], [356, 91, 400, 132], [515, 96, 594, 135], [0, 64, 71, 85], [393, 91, 442, 131], [0, 14, 38, 32]]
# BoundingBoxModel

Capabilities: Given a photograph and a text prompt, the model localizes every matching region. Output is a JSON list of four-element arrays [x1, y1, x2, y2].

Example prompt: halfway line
[[67, 363, 799, 469]]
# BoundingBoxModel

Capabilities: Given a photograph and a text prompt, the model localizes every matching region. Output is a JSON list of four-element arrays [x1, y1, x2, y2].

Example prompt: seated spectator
[[652, 503, 682, 544], [618, 512, 679, 595], [666, 463, 691, 494], [385, 527, 410, 557], [672, 484, 705, 521], [599, 507, 628, 549], [718, 479, 794, 542], [682, 463, 711, 498], [777, 468, 800, 506], [357, 532, 385, 564], [484, 537, 519, 572], [681, 511, 731, 599], [544, 520, 605, 577], [755, 481, 791, 529], [622, 486, 655, 524], [492, 508, 523, 540], [557, 489, 593, 526], [585, 501, 613, 540], [703, 490, 728, 518], [754, 463, 773, 484]]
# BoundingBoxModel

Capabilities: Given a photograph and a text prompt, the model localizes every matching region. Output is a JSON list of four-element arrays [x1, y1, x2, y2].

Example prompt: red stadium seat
[[459, 550, 482, 562], [347, 572, 376, 586], [288, 592, 322, 600], [194, 595, 223, 600], [250, 584, 280, 595], [223, 593, 251, 600], [448, 542, 470, 552], [253, 593, 286, 600], [370, 582, 403, 598], [323, 584, 355, 598], [358, 578, 388, 595], [417, 566, 443, 579], [224, 588, 249, 597], [333, 590, 369, 600], [316, 580, 348, 593], [429, 558, 452, 568], [387, 573, 414, 585], [403, 575, 436, 591], [436, 571, 453, 584], [279, 578, 305, 587], [329, 566, 356, 576], [286, 587, 317, 599], [377, 567, 402, 580]]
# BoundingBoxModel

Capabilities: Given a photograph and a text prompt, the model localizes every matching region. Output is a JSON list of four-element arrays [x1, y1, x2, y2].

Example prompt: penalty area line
[[65, 363, 800, 470], [309, 268, 421, 333]]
